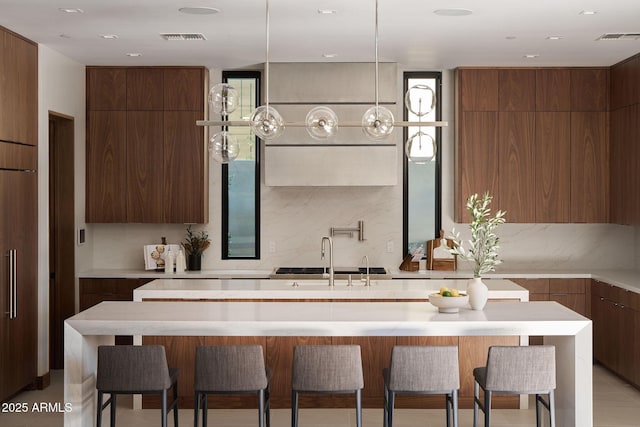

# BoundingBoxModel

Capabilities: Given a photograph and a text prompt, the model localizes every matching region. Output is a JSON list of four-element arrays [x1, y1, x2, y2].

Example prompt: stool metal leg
[[110, 394, 116, 427], [258, 389, 265, 427], [549, 390, 555, 427], [445, 393, 451, 427], [536, 394, 542, 427], [96, 391, 104, 427], [202, 393, 208, 427], [484, 390, 492, 427], [355, 389, 362, 427], [291, 390, 299, 427], [387, 390, 395, 427], [173, 382, 179, 427], [194, 392, 200, 427], [161, 390, 167, 427], [473, 381, 479, 427], [452, 389, 459, 427], [382, 386, 389, 427]]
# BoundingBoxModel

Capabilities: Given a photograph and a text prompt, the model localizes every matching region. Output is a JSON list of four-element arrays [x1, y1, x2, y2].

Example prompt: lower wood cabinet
[[142, 333, 519, 410], [591, 280, 639, 386]]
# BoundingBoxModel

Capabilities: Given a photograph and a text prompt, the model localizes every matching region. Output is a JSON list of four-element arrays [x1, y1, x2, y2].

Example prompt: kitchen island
[[64, 298, 591, 427]]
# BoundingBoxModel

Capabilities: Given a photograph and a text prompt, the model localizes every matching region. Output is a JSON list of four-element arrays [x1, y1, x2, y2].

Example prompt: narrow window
[[403, 72, 442, 256], [221, 71, 261, 259]]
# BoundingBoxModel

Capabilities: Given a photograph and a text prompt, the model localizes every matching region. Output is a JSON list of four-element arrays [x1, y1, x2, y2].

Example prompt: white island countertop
[[65, 299, 591, 427], [133, 278, 529, 301]]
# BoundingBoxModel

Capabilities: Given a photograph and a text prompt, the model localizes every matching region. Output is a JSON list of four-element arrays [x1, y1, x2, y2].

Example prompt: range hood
[[263, 62, 399, 187]]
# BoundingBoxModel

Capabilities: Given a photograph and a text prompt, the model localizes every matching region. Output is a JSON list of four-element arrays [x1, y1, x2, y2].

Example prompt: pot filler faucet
[[321, 236, 335, 287]]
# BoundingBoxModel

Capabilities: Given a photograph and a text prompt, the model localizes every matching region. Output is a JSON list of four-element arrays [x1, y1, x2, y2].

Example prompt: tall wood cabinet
[[86, 67, 208, 223], [456, 67, 609, 223], [610, 54, 640, 225], [0, 26, 38, 402]]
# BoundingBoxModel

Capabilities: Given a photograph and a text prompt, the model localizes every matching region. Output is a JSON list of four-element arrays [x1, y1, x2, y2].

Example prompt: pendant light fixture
[[249, 0, 285, 141], [362, 0, 395, 140], [199, 0, 448, 163]]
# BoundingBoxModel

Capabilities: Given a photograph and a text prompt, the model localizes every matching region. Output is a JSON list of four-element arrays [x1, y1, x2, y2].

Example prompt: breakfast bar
[[64, 299, 592, 427]]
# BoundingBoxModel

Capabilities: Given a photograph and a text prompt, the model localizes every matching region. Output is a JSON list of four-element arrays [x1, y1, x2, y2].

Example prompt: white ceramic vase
[[467, 277, 488, 310]]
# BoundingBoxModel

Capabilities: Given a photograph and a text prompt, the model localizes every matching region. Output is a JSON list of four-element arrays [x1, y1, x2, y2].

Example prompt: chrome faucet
[[361, 255, 371, 286], [321, 236, 335, 287]]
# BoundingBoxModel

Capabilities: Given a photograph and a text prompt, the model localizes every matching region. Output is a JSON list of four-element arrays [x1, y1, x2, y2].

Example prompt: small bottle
[[164, 251, 174, 274], [175, 250, 186, 273]]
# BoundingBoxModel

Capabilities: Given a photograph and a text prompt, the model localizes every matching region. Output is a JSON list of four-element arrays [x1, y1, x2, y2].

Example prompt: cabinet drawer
[[511, 278, 549, 295], [549, 278, 585, 294]]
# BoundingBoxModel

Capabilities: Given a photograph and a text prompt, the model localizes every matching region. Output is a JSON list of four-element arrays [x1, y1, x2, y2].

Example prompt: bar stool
[[291, 345, 364, 427], [383, 345, 460, 427], [194, 345, 271, 427], [473, 345, 556, 427], [96, 345, 179, 427]]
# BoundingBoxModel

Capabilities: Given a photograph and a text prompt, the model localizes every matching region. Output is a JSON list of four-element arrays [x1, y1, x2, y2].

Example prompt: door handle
[[12, 249, 17, 319], [6, 249, 16, 319]]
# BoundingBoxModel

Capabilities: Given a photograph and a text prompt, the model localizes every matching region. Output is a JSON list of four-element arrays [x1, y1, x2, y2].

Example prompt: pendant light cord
[[265, 0, 270, 112], [374, 0, 379, 116]]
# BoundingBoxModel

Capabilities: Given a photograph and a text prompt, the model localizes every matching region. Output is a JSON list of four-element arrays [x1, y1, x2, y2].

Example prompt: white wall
[[38, 45, 86, 376], [86, 67, 636, 272]]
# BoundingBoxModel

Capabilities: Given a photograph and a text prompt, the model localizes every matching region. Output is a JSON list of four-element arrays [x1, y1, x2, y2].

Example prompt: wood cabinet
[[570, 112, 609, 222], [591, 280, 638, 386], [1, 145, 38, 401], [610, 54, 640, 226], [86, 66, 208, 223], [534, 112, 571, 222], [0, 28, 37, 146], [456, 67, 609, 223]]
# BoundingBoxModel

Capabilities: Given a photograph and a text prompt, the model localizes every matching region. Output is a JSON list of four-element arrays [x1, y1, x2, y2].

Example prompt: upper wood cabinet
[[126, 68, 164, 111], [535, 112, 571, 222], [164, 68, 205, 111], [536, 69, 571, 111], [570, 112, 609, 222], [498, 112, 535, 222], [86, 66, 208, 223], [0, 27, 37, 146], [610, 54, 640, 110], [571, 68, 609, 112], [499, 70, 535, 111], [87, 68, 127, 111], [456, 67, 610, 224], [458, 69, 499, 111]]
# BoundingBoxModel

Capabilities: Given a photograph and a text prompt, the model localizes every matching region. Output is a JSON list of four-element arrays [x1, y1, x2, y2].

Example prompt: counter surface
[[133, 278, 528, 301]]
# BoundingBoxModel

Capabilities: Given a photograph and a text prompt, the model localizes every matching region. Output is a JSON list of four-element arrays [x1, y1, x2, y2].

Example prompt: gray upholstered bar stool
[[473, 345, 556, 427], [194, 345, 271, 427], [291, 345, 364, 427], [383, 345, 460, 427], [96, 345, 179, 427]]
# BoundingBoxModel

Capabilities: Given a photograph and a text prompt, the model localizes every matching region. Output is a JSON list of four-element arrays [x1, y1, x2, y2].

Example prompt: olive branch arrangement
[[449, 192, 506, 278]]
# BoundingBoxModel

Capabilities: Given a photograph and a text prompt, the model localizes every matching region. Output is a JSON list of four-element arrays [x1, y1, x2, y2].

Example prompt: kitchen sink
[[272, 266, 390, 279], [286, 279, 377, 287]]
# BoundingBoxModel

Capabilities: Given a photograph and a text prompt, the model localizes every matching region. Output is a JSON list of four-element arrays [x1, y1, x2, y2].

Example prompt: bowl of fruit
[[429, 287, 469, 313]]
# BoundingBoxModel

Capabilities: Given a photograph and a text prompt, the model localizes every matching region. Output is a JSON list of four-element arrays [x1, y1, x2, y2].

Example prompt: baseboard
[[35, 371, 51, 390]]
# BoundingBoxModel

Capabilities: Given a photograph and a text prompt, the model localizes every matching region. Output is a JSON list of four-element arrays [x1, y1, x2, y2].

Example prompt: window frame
[[221, 70, 261, 260], [402, 71, 443, 257]]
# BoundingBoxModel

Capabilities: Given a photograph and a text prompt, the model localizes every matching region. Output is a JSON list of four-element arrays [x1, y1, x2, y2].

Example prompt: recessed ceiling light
[[126, 53, 142, 57], [58, 8, 83, 13], [433, 8, 473, 16], [322, 53, 337, 58], [547, 36, 564, 40], [524, 54, 540, 59], [178, 7, 220, 15], [317, 9, 337, 15], [579, 10, 598, 15], [99, 34, 119, 39]]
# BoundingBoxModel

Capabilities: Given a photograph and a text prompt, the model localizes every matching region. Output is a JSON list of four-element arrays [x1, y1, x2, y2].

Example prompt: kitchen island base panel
[[141, 335, 519, 410]]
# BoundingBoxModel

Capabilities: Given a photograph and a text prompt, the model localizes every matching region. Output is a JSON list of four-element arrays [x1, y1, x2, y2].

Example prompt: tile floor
[[1, 364, 639, 426]]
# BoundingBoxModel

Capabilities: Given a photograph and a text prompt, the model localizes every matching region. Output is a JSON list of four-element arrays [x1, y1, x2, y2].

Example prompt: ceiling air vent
[[597, 33, 640, 40], [160, 33, 207, 41]]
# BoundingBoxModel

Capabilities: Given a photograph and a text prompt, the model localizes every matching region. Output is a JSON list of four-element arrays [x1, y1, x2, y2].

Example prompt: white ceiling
[[1, 0, 639, 69]]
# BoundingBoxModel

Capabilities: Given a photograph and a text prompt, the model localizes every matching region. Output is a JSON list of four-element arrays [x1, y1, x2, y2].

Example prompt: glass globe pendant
[[305, 106, 338, 140], [208, 83, 239, 115], [208, 131, 239, 163], [250, 105, 285, 140], [404, 84, 436, 117], [405, 131, 436, 164], [362, 106, 395, 140]]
